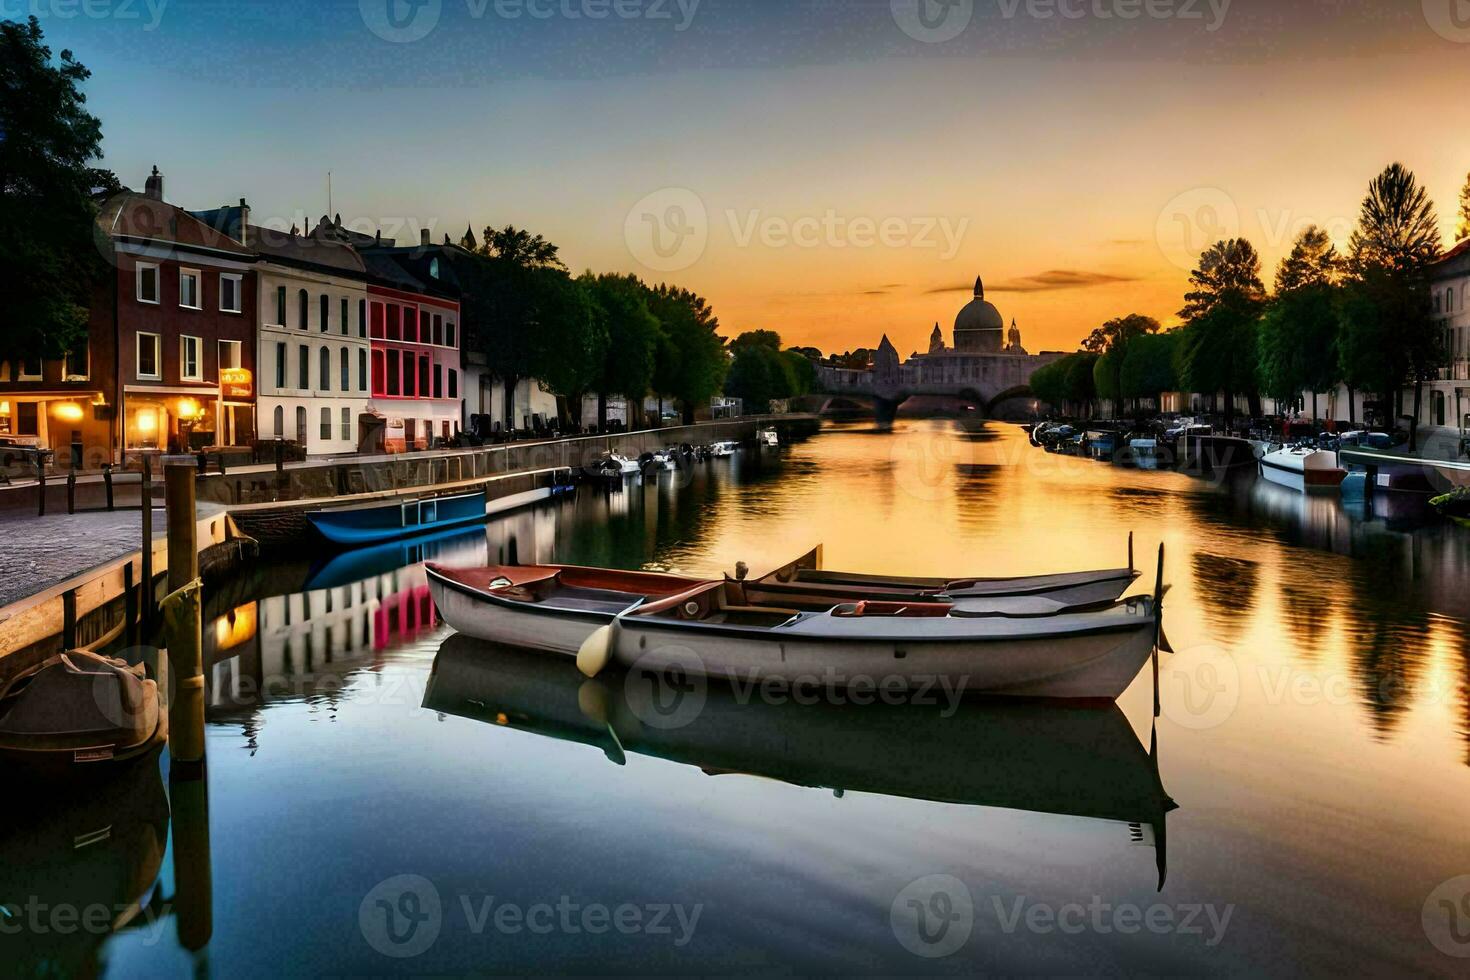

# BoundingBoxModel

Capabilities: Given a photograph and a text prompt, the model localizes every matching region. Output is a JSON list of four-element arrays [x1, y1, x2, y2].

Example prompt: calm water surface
[[14, 420, 1470, 976]]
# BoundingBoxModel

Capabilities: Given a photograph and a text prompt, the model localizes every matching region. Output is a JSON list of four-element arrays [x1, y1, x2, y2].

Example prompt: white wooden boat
[[424, 547, 1166, 700], [1260, 445, 1345, 493]]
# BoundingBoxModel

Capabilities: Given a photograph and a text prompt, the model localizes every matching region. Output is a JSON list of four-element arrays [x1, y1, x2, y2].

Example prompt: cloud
[[923, 270, 1140, 295]]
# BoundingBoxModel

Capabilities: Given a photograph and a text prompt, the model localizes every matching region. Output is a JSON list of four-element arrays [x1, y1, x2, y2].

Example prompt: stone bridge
[[812, 347, 1062, 421]]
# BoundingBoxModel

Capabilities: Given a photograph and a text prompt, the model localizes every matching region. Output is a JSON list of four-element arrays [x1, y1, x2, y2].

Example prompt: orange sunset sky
[[48, 0, 1470, 357]]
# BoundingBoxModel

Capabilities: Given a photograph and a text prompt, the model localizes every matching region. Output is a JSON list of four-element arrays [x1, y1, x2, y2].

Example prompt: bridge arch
[[985, 385, 1036, 418]]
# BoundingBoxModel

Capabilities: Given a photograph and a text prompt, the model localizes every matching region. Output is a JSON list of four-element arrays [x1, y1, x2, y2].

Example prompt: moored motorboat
[[709, 440, 739, 457], [1259, 445, 1346, 493], [0, 650, 168, 771], [424, 547, 1165, 700], [307, 489, 487, 545], [757, 428, 779, 447]]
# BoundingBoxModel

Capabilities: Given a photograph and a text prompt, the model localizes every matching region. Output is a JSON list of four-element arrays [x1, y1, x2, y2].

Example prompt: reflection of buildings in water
[[1190, 552, 1260, 642], [424, 637, 1176, 889]]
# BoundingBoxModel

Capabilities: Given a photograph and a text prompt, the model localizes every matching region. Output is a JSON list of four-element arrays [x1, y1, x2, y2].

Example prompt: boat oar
[[576, 614, 624, 678], [1152, 542, 1165, 718]]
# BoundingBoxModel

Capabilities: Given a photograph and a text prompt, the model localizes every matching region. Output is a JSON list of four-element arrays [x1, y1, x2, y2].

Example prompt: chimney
[[238, 198, 250, 245], [144, 165, 164, 201], [374, 229, 382, 245], [420, 228, 430, 247]]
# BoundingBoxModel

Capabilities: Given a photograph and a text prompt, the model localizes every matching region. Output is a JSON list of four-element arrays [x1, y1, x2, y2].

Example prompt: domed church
[[954, 276, 1006, 353]]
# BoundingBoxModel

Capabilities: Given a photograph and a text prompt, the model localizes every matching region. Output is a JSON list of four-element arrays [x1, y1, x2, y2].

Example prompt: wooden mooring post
[[162, 463, 205, 766]]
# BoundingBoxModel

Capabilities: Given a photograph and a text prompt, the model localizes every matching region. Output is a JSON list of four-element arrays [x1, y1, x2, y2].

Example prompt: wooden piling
[[140, 456, 153, 633], [163, 463, 205, 765]]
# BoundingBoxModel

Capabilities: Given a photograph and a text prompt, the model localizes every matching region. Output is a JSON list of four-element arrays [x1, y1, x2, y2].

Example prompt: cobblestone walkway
[[0, 508, 164, 609]]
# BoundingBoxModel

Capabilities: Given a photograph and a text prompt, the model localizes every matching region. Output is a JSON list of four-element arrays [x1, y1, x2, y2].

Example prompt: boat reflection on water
[[0, 751, 170, 976], [423, 635, 1177, 888]]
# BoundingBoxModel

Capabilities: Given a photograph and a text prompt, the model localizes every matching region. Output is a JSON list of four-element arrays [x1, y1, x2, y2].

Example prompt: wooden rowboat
[[424, 546, 1166, 700]]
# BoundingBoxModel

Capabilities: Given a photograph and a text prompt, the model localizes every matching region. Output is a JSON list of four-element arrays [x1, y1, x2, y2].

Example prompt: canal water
[[14, 420, 1470, 975]]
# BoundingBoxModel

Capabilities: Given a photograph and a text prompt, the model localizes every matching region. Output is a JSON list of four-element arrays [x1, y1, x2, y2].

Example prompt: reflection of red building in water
[[373, 581, 437, 650], [361, 251, 461, 452]]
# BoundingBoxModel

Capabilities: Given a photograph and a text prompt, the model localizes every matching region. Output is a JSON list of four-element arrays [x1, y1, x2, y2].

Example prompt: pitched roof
[[98, 192, 255, 259]]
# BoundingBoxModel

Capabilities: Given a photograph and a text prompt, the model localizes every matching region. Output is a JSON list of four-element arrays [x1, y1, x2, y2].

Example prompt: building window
[[387, 305, 401, 342], [273, 404, 284, 437], [19, 357, 42, 381], [403, 352, 417, 397], [320, 294, 330, 332], [220, 273, 243, 313], [370, 301, 385, 338], [137, 332, 161, 380], [448, 368, 458, 399], [420, 310, 431, 343], [17, 402, 39, 436], [341, 406, 351, 441], [298, 289, 309, 330], [275, 341, 287, 388], [372, 349, 385, 394], [446, 322, 456, 348], [296, 406, 307, 443], [275, 285, 287, 326], [359, 348, 368, 391], [432, 314, 443, 346], [433, 363, 442, 399], [320, 407, 332, 440], [341, 298, 349, 336], [136, 263, 160, 304], [219, 339, 242, 371], [180, 335, 202, 381], [319, 346, 331, 391], [429, 257, 439, 279], [298, 344, 309, 390], [340, 347, 349, 391], [386, 350, 401, 396], [63, 337, 89, 381], [180, 269, 201, 310], [359, 299, 367, 338]]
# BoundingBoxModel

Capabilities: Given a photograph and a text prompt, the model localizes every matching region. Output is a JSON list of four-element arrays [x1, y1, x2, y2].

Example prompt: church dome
[[953, 276, 1004, 352]]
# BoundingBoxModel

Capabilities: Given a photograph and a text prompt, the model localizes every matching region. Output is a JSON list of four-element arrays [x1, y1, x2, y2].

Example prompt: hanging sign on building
[[221, 367, 253, 400]]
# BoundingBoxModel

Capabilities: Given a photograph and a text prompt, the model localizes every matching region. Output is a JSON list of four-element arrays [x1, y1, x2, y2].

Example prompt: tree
[[781, 349, 816, 396], [1177, 239, 1266, 424], [1083, 314, 1159, 414], [1258, 226, 1344, 419], [1119, 331, 1179, 408], [0, 17, 107, 366], [1345, 163, 1442, 446], [1347, 163, 1440, 276], [1457, 171, 1470, 244], [1275, 224, 1341, 293], [478, 224, 564, 269], [724, 330, 798, 412], [581, 273, 659, 430], [644, 283, 728, 424], [1179, 238, 1265, 323]]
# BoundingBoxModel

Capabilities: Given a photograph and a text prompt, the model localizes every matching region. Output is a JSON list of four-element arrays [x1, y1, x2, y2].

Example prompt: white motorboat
[[709, 440, 739, 457], [757, 428, 779, 447], [1260, 445, 1346, 492]]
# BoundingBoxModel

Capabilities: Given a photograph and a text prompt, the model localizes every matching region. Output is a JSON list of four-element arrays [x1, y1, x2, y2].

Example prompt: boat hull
[[308, 490, 488, 545]]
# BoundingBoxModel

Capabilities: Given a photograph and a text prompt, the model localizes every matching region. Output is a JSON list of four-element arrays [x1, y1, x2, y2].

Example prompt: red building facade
[[365, 282, 461, 451]]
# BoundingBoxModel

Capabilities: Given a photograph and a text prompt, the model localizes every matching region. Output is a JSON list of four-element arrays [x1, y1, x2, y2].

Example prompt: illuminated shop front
[[0, 393, 113, 469], [124, 390, 215, 453]]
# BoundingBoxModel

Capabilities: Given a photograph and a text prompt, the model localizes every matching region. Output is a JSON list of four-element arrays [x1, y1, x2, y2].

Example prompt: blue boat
[[307, 490, 488, 546], [304, 525, 488, 591]]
